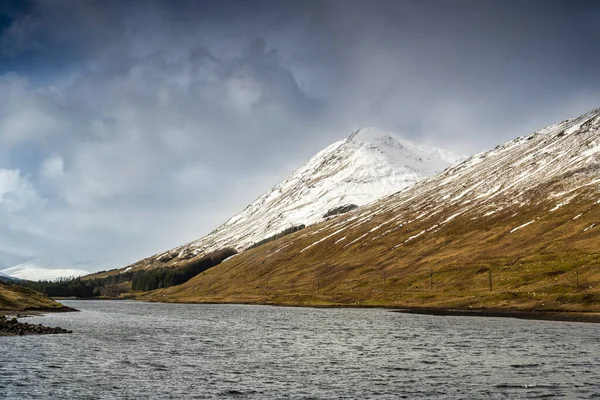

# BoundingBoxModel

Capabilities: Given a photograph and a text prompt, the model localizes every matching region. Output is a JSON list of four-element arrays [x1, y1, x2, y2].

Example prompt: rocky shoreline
[[0, 314, 73, 336]]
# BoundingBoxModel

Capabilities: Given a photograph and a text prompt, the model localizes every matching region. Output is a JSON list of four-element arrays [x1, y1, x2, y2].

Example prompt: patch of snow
[[509, 220, 536, 233], [369, 224, 383, 232], [402, 229, 427, 244], [265, 243, 292, 258], [334, 236, 347, 244], [583, 223, 597, 232], [441, 211, 463, 224], [344, 232, 371, 248], [300, 228, 346, 253], [549, 200, 571, 212]]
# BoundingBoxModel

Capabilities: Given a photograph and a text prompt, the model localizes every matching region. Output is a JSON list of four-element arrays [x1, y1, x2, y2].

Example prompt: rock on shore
[[0, 315, 72, 336]]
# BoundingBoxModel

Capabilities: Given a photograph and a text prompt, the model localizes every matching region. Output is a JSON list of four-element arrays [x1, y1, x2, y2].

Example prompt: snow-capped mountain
[[278, 107, 600, 255], [152, 107, 600, 311], [1, 256, 111, 281], [129, 128, 464, 269]]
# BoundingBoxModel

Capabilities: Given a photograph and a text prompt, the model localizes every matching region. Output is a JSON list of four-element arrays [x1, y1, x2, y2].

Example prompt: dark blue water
[[1, 300, 598, 399]]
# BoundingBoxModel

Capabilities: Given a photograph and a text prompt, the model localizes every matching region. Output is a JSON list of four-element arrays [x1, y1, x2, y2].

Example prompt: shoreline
[[136, 297, 600, 323], [43, 297, 600, 323], [162, 300, 600, 323], [0, 306, 77, 336], [0, 305, 77, 317], [393, 308, 600, 323], [0, 314, 74, 336]]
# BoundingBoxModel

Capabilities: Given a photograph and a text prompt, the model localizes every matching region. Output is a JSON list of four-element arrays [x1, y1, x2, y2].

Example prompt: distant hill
[[0, 272, 18, 283], [1, 256, 112, 282]]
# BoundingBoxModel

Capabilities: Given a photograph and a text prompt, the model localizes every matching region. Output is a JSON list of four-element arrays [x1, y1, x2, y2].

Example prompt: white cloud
[[0, 169, 45, 213], [40, 154, 65, 179]]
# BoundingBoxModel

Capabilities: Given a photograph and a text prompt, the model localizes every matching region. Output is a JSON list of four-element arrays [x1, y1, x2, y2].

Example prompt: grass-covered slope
[[71, 247, 238, 298], [142, 109, 600, 312], [0, 282, 66, 311], [141, 193, 600, 311]]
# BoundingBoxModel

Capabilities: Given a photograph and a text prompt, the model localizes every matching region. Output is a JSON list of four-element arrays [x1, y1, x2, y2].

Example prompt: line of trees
[[323, 204, 358, 218], [19, 273, 133, 298], [247, 225, 306, 250], [14, 247, 237, 297], [131, 248, 237, 291]]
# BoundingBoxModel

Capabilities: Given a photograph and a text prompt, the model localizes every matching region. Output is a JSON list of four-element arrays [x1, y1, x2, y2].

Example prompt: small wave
[[385, 366, 416, 371], [147, 362, 168, 371], [220, 389, 257, 396], [496, 383, 558, 389], [510, 363, 541, 368]]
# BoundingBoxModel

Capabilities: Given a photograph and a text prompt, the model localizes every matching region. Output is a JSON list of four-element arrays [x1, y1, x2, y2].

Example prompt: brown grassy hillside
[[141, 189, 600, 311], [0, 282, 66, 311]]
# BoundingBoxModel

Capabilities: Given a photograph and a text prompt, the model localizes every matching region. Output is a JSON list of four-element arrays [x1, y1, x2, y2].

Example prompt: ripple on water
[[510, 363, 541, 368]]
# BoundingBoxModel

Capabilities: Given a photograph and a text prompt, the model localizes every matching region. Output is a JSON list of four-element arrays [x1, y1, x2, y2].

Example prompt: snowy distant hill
[[123, 128, 464, 270], [0, 271, 18, 283], [0, 256, 112, 281]]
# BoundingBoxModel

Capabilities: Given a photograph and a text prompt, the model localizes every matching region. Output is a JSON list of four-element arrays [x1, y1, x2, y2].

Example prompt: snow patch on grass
[[510, 220, 536, 233]]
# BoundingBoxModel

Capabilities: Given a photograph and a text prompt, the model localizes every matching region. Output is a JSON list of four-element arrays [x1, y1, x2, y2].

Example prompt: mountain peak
[[348, 127, 403, 148], [119, 127, 464, 271]]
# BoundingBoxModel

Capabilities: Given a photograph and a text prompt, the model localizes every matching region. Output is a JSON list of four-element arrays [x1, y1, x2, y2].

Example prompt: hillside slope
[[144, 108, 600, 312], [0, 282, 66, 311], [110, 128, 462, 275]]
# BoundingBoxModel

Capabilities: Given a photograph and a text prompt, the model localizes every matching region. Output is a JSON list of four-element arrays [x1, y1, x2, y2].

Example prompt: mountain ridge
[[142, 107, 600, 311], [113, 128, 464, 273]]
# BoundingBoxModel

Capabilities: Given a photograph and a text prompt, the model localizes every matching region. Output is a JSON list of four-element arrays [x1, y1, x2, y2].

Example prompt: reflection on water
[[1, 300, 598, 399]]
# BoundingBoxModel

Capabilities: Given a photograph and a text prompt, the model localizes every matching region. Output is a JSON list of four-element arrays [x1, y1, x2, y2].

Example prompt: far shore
[[393, 308, 600, 323], [53, 296, 600, 323]]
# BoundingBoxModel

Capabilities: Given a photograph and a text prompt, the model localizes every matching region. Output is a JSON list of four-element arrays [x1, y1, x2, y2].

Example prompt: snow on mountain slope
[[134, 128, 464, 267], [270, 107, 600, 252], [1, 256, 111, 281]]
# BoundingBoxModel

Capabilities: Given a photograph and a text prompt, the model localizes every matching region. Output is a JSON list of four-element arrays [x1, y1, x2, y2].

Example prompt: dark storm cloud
[[0, 0, 598, 268]]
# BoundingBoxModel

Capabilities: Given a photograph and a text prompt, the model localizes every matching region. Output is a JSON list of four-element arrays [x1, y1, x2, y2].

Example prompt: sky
[[0, 0, 599, 271]]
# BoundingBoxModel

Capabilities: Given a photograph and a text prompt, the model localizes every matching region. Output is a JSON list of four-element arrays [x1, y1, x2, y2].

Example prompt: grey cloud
[[0, 0, 598, 269]]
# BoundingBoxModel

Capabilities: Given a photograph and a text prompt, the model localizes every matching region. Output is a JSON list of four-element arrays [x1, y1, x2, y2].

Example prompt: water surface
[[1, 300, 598, 399]]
